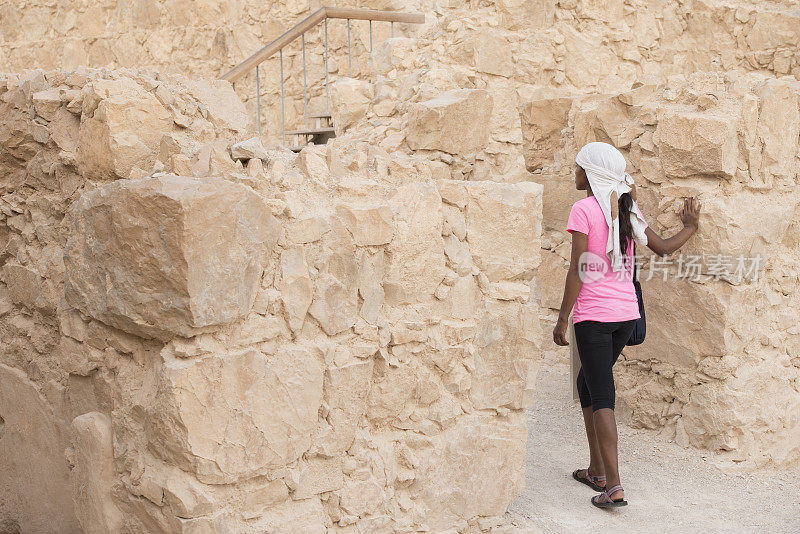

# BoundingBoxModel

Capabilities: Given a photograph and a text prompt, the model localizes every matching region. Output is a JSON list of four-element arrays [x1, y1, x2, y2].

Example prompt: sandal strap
[[575, 468, 606, 484], [594, 484, 624, 504], [604, 485, 624, 501], [588, 471, 606, 483]]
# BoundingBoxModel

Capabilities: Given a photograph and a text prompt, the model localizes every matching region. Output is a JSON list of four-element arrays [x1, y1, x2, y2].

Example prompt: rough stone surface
[[524, 71, 800, 468], [149, 348, 324, 484], [230, 136, 268, 161], [4, 0, 799, 530], [0, 69, 543, 532], [0, 364, 80, 533], [406, 89, 493, 155], [78, 77, 172, 180], [69, 412, 124, 534], [64, 174, 275, 341]]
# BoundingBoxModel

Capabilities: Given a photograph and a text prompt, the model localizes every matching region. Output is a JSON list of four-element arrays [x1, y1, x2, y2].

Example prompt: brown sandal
[[572, 468, 606, 492], [591, 484, 628, 508]]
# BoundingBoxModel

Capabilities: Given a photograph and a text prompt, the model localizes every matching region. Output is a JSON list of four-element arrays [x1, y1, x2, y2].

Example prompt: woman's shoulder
[[571, 196, 601, 212]]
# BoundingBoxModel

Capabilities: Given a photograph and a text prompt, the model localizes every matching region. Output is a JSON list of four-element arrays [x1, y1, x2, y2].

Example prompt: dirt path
[[505, 340, 800, 534]]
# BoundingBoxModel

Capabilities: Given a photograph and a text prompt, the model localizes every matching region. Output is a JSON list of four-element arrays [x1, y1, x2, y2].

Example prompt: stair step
[[307, 112, 332, 119], [285, 126, 336, 135]]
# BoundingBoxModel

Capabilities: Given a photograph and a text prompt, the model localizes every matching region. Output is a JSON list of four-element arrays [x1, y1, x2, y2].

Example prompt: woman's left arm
[[644, 196, 701, 256], [553, 230, 588, 346]]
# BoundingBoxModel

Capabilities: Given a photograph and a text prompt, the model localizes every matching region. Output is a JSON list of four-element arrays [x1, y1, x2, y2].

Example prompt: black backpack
[[627, 242, 646, 346]]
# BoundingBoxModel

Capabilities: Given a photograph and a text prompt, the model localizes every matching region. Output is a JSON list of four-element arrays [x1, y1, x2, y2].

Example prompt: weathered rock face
[[0, 364, 81, 533], [78, 77, 172, 180], [64, 174, 275, 340], [524, 70, 800, 468], [4, 1, 799, 531], [69, 412, 124, 534], [406, 89, 493, 155], [149, 347, 324, 484], [0, 70, 543, 533]]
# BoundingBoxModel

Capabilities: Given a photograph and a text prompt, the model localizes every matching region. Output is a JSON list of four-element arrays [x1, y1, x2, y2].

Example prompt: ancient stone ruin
[[1, 0, 799, 533], [525, 70, 800, 467], [0, 69, 541, 532]]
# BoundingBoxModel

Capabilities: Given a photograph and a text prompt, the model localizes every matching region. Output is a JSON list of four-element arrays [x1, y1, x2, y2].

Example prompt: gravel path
[[505, 339, 800, 534]]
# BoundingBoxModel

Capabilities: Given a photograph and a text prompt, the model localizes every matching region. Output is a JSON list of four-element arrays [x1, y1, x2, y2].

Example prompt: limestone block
[[750, 78, 800, 186], [0, 364, 80, 533], [575, 97, 646, 149], [443, 235, 473, 276], [32, 87, 62, 121], [309, 273, 359, 335], [639, 182, 797, 261], [533, 172, 584, 231], [356, 249, 385, 323], [496, 0, 556, 29], [69, 412, 123, 534], [280, 245, 313, 333], [242, 479, 289, 520], [370, 37, 417, 75], [161, 469, 215, 519], [561, 25, 617, 88], [249, 496, 328, 534], [184, 78, 252, 134], [293, 456, 344, 499], [470, 300, 541, 410], [230, 136, 268, 161], [330, 78, 373, 133], [2, 264, 44, 311], [335, 203, 393, 245], [462, 180, 543, 282], [64, 175, 276, 341], [537, 249, 568, 309], [51, 106, 80, 155], [745, 11, 800, 50], [384, 182, 446, 305], [406, 89, 493, 155], [473, 31, 513, 77], [682, 361, 800, 460], [486, 78, 522, 146], [654, 109, 737, 178], [316, 359, 373, 456], [444, 274, 481, 319], [149, 347, 323, 484], [626, 276, 730, 368], [78, 78, 171, 180], [412, 412, 528, 531]]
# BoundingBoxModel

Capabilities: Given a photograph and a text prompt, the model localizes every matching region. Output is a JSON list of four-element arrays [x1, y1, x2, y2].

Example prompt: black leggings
[[575, 319, 637, 412]]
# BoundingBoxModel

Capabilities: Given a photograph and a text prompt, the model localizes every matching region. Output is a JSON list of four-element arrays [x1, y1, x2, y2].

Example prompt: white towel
[[575, 142, 648, 272], [569, 315, 580, 403]]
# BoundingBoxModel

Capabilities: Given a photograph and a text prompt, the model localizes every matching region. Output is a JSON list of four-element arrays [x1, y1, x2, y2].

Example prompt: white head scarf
[[575, 142, 648, 272]]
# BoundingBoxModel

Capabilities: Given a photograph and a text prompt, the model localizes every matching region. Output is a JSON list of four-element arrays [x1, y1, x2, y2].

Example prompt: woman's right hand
[[681, 196, 701, 230], [553, 318, 570, 346]]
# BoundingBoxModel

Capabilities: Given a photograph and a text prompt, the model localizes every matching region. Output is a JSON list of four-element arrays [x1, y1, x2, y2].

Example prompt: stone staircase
[[284, 112, 335, 152], [222, 7, 424, 151]]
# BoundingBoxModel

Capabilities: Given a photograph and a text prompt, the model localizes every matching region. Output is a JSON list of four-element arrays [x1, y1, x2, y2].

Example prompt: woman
[[552, 142, 701, 508]]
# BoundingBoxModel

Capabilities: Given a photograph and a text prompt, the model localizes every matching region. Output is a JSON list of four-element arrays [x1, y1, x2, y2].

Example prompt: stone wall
[[3, 0, 799, 147], [0, 69, 542, 533], [522, 70, 800, 468]]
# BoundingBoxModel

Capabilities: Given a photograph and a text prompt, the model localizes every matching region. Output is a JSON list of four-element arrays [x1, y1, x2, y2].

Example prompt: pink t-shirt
[[566, 196, 647, 324]]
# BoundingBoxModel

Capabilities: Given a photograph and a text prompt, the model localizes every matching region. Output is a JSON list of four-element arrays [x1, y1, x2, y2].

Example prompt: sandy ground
[[504, 341, 800, 534]]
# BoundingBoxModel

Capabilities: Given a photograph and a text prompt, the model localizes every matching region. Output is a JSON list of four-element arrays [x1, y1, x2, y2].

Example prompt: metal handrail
[[221, 7, 425, 83], [224, 7, 424, 149]]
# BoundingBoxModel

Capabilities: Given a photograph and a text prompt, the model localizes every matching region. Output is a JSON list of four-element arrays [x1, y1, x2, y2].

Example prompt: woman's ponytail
[[618, 192, 634, 257]]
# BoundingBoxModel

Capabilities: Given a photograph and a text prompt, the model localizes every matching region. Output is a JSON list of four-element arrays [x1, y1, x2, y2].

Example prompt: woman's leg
[[592, 409, 620, 497], [577, 369, 604, 480], [582, 406, 605, 479], [573, 320, 623, 499], [590, 320, 637, 500]]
